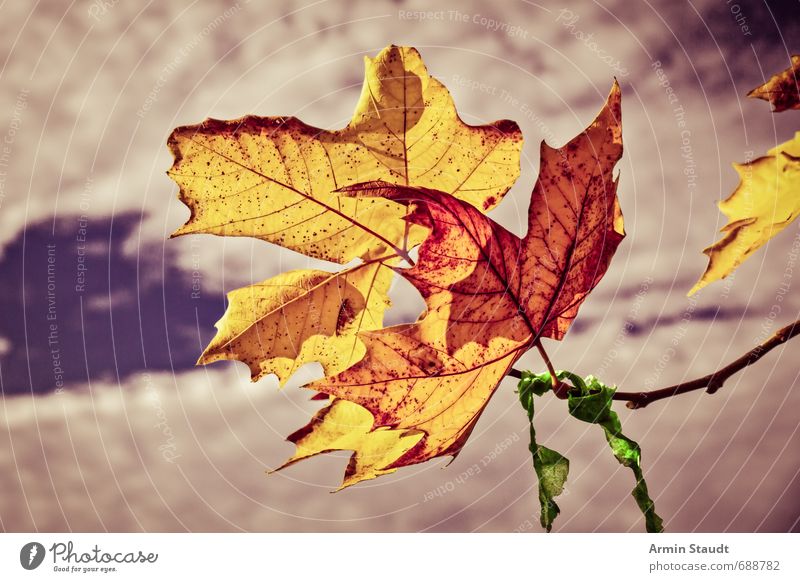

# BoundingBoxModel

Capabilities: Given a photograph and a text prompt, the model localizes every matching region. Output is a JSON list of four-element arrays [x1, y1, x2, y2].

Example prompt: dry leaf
[[168, 45, 523, 264], [169, 45, 523, 384], [279, 398, 424, 488], [199, 259, 394, 385], [690, 132, 800, 295], [748, 55, 800, 112], [284, 83, 625, 486]]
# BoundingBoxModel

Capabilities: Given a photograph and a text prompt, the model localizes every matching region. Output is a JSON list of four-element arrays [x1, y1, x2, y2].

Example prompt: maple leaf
[[199, 259, 394, 384], [283, 83, 625, 487], [748, 55, 800, 112], [690, 132, 800, 295], [167, 44, 522, 264], [171, 45, 523, 384], [279, 398, 424, 488]]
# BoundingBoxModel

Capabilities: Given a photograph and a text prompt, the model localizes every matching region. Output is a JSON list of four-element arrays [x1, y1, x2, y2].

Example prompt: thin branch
[[614, 318, 800, 409], [508, 318, 800, 410]]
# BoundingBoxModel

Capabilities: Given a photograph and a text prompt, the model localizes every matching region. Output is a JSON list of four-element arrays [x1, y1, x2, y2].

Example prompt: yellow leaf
[[167, 45, 523, 264], [175, 44, 523, 386], [282, 84, 625, 487], [308, 330, 526, 487], [690, 132, 800, 295], [278, 398, 423, 489], [199, 259, 394, 384], [748, 55, 800, 112]]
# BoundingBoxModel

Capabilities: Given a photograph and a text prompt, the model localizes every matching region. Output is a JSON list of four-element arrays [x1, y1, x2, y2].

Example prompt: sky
[[1, 0, 799, 532]]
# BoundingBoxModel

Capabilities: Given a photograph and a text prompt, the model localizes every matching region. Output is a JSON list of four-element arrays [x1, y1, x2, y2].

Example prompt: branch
[[508, 318, 800, 410], [614, 318, 800, 409]]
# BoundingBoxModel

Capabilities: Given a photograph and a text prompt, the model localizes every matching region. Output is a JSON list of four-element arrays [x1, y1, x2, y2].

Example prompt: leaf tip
[[687, 278, 705, 296]]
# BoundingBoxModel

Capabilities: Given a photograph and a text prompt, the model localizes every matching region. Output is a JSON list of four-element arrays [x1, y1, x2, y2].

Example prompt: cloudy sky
[[1, 0, 799, 533]]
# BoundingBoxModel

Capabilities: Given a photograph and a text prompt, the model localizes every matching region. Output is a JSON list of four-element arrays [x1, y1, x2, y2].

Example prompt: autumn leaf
[[199, 258, 394, 385], [748, 55, 800, 112], [692, 56, 800, 294], [690, 132, 800, 295], [283, 83, 625, 487], [167, 44, 523, 264], [170, 44, 523, 385], [278, 398, 424, 488]]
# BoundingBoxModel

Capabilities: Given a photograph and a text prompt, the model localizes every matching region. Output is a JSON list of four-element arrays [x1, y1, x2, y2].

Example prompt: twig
[[508, 318, 800, 409], [614, 318, 800, 409]]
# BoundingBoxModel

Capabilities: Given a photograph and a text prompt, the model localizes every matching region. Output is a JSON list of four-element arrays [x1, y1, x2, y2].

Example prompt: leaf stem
[[534, 340, 557, 385], [534, 340, 571, 399]]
